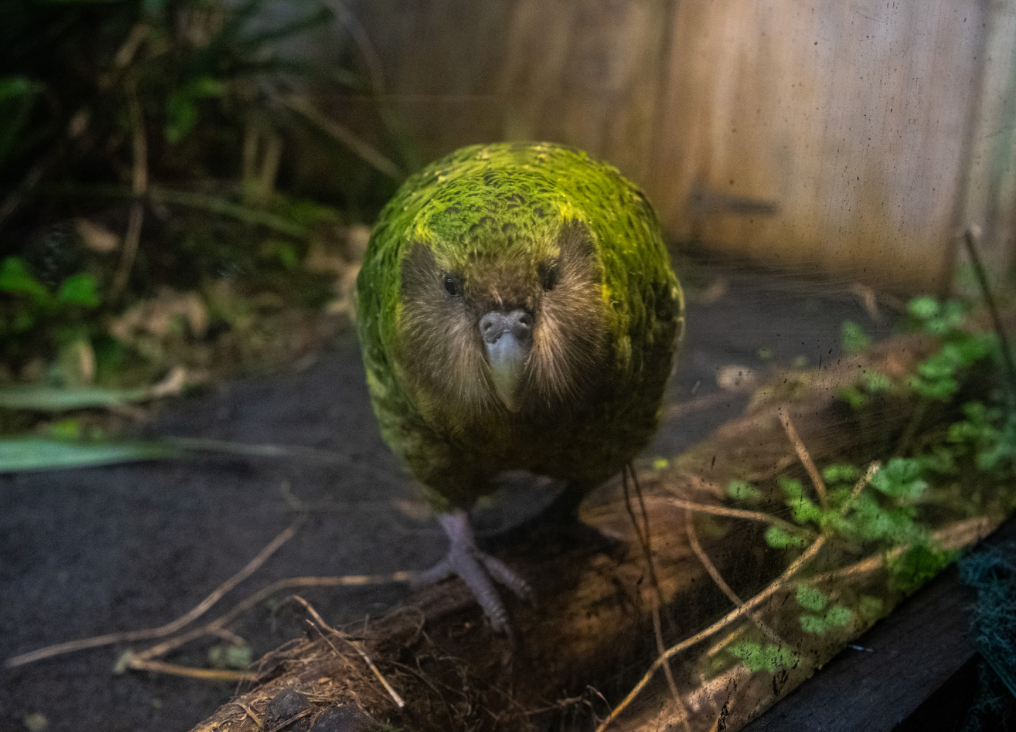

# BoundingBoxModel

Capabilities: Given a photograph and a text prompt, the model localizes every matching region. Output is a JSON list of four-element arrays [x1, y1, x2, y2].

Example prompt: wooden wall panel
[[955, 0, 1016, 289], [647, 1, 986, 291], [342, 0, 1010, 292]]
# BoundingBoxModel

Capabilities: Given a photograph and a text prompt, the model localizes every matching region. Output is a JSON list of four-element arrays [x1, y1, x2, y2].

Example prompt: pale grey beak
[[480, 309, 533, 412]]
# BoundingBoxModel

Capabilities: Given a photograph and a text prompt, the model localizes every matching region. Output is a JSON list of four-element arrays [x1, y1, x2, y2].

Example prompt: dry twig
[[683, 509, 787, 649], [845, 462, 880, 512], [594, 534, 827, 732], [280, 96, 404, 181], [6, 520, 302, 668], [963, 227, 1016, 396], [233, 701, 262, 727], [111, 72, 148, 299], [128, 572, 413, 665], [598, 426, 844, 730], [809, 515, 997, 586], [288, 595, 405, 709], [621, 465, 689, 730], [777, 407, 827, 508], [120, 655, 256, 682], [7, 510, 417, 687], [665, 496, 815, 540]]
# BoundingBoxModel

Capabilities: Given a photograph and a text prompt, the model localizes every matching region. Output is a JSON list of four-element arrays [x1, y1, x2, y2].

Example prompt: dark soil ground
[[0, 262, 898, 732]]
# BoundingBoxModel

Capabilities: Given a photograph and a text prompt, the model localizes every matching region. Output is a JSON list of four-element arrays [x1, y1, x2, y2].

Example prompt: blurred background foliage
[[0, 0, 412, 417]]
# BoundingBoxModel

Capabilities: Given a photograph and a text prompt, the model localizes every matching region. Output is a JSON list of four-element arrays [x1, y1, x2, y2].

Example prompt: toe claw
[[448, 546, 511, 631], [479, 554, 533, 602]]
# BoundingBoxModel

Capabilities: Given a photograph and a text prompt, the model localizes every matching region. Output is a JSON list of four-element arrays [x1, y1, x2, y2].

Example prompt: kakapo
[[355, 142, 684, 633]]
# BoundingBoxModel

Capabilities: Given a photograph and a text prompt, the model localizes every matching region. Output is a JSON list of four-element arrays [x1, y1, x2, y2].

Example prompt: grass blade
[[0, 436, 350, 473], [0, 385, 152, 411], [0, 438, 187, 472]]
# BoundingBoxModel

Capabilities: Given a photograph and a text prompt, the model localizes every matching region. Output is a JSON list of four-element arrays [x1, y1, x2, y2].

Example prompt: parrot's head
[[396, 185, 606, 422]]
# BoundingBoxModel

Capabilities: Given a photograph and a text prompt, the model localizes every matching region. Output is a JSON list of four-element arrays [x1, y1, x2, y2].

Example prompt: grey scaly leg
[[413, 508, 533, 634]]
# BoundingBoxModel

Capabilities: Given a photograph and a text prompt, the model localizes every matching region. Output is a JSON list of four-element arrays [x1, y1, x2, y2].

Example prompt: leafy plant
[[0, 0, 404, 393], [835, 321, 894, 407], [0, 255, 104, 376], [841, 320, 872, 354], [795, 585, 852, 634], [948, 401, 1016, 478], [0, 256, 100, 311], [727, 640, 799, 673], [905, 298, 995, 401], [723, 294, 1012, 679], [763, 525, 806, 549], [0, 0, 406, 473]]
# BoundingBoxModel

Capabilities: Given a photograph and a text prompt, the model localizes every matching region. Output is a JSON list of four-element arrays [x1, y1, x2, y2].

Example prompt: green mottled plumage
[[356, 142, 683, 510]]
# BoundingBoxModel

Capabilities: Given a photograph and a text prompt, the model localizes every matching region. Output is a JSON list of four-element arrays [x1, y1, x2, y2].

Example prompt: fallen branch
[[155, 331, 1006, 732]]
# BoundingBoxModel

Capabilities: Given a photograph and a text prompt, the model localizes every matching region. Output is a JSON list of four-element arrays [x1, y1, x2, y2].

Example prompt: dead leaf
[[74, 218, 120, 253], [108, 288, 208, 341], [148, 366, 189, 398]]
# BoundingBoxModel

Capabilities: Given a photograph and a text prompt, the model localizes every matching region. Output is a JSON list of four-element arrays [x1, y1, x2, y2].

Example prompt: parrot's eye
[[538, 261, 559, 291], [443, 273, 462, 297]]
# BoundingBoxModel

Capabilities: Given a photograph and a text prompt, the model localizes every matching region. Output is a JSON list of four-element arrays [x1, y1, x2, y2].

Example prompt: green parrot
[[355, 142, 683, 633]]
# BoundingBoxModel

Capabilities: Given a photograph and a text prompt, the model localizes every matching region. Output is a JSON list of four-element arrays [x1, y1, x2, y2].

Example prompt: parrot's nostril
[[480, 313, 505, 343], [509, 311, 533, 344]]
